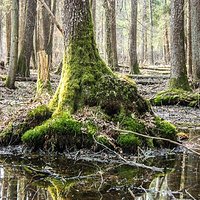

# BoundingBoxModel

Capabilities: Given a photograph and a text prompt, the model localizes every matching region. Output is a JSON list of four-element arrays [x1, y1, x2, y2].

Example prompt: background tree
[[104, 0, 118, 71], [187, 0, 192, 77], [141, 0, 148, 64], [17, 0, 37, 77], [6, 9, 11, 64], [163, 0, 170, 64], [149, 0, 154, 64], [169, 0, 190, 91], [41, 0, 56, 69], [191, 0, 200, 85], [5, 0, 19, 89], [129, 0, 139, 74]]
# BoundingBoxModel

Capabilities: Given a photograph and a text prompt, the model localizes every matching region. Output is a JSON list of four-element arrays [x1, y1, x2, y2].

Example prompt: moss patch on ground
[[151, 89, 200, 108], [21, 112, 92, 151], [0, 105, 52, 146]]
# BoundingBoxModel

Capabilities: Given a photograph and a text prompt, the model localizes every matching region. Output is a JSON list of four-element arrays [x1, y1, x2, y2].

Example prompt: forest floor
[[0, 66, 200, 137]]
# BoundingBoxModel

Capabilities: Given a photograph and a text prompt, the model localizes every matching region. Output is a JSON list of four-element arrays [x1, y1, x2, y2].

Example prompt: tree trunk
[[91, 0, 96, 36], [187, 0, 192, 77], [17, 0, 37, 77], [141, 0, 147, 64], [18, 0, 26, 52], [169, 0, 190, 91], [40, 0, 56, 70], [164, 0, 170, 64], [129, 0, 139, 74], [149, 0, 154, 64], [104, 0, 118, 71], [191, 0, 200, 85], [0, 10, 2, 59], [6, 0, 19, 89], [6, 11, 11, 64], [49, 0, 148, 115], [36, 50, 52, 95]]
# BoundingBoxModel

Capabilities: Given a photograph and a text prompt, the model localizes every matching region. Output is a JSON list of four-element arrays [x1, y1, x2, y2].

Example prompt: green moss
[[117, 133, 141, 151], [0, 105, 53, 146], [85, 121, 98, 136], [22, 113, 82, 150], [17, 51, 30, 77], [169, 76, 190, 91], [121, 116, 145, 133], [152, 89, 200, 108], [115, 109, 145, 133], [36, 79, 52, 96], [96, 135, 110, 146], [146, 138, 154, 148], [155, 117, 177, 140], [130, 62, 140, 74], [28, 105, 52, 120]]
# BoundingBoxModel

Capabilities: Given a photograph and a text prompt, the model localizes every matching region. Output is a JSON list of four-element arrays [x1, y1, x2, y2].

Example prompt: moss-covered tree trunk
[[49, 0, 110, 113], [169, 0, 190, 91]]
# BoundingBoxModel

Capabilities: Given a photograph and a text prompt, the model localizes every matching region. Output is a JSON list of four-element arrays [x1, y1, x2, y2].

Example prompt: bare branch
[[37, 0, 63, 35], [115, 129, 200, 156]]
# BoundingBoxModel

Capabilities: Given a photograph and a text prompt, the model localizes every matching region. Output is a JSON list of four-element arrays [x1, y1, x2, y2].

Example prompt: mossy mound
[[93, 75, 149, 116], [22, 112, 93, 151], [151, 89, 200, 108], [10, 104, 176, 153], [0, 105, 52, 145]]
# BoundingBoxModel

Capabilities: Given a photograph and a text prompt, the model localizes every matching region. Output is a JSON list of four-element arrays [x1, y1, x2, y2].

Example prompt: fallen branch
[[93, 136, 164, 172], [115, 129, 200, 156]]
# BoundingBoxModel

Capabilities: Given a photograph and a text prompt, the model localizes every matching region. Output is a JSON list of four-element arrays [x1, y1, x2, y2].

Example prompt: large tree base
[[0, 75, 178, 153]]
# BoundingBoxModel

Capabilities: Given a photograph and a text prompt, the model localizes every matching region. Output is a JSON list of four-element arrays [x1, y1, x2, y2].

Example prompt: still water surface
[[0, 150, 199, 200]]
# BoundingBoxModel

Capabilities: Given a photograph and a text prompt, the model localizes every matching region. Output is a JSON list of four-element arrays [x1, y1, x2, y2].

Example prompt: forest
[[0, 0, 199, 199]]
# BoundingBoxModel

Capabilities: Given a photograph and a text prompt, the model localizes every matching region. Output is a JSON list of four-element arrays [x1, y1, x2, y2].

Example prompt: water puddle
[[0, 150, 198, 200]]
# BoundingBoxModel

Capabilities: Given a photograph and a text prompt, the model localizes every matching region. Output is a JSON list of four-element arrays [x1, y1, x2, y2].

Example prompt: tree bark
[[0, 10, 2, 59], [18, 0, 26, 52], [104, 0, 118, 71], [187, 0, 192, 77], [129, 0, 139, 74], [6, 11, 11, 64], [191, 0, 200, 85], [163, 0, 170, 64], [149, 0, 154, 64], [6, 0, 19, 89], [91, 0, 96, 36], [17, 0, 37, 77], [36, 50, 52, 96], [141, 0, 148, 64], [169, 0, 190, 90]]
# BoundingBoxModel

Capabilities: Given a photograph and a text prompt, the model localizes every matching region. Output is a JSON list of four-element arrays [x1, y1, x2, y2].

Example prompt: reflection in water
[[0, 153, 198, 200]]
